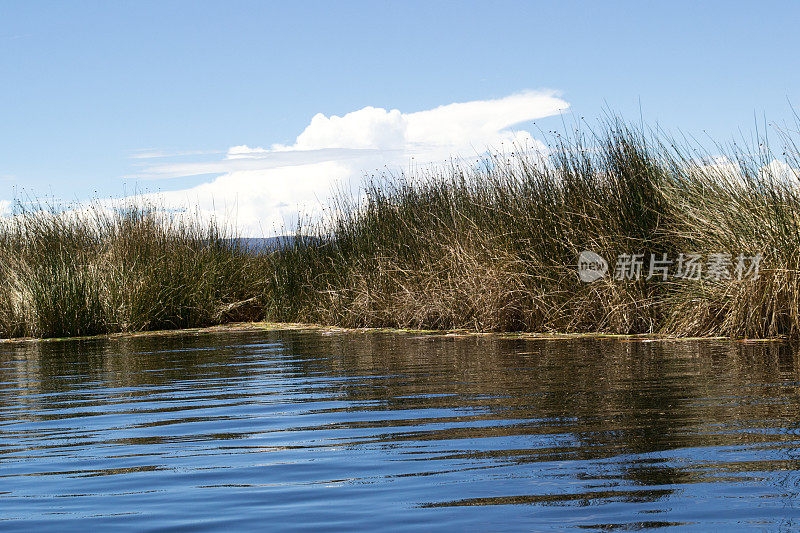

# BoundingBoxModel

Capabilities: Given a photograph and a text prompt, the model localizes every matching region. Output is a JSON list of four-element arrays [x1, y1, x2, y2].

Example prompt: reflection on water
[[1, 331, 800, 531]]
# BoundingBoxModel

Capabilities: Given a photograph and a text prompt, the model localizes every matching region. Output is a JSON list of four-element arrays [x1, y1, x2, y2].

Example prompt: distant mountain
[[230, 236, 325, 253]]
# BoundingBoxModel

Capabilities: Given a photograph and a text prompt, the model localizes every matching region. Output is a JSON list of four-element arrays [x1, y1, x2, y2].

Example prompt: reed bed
[[0, 205, 266, 338], [2, 120, 800, 339]]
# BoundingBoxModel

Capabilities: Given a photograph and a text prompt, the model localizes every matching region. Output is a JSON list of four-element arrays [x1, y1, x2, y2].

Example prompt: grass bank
[[3, 120, 800, 339]]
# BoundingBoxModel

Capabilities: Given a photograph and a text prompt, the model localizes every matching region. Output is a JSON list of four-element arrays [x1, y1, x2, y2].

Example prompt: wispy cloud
[[1, 33, 32, 41], [134, 148, 389, 179], [129, 149, 225, 160]]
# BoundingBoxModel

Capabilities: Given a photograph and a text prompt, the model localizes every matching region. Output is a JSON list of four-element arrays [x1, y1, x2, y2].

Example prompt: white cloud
[[128, 90, 569, 236], [688, 156, 800, 186], [683, 155, 743, 182], [137, 148, 385, 179], [129, 149, 225, 160], [760, 159, 800, 183]]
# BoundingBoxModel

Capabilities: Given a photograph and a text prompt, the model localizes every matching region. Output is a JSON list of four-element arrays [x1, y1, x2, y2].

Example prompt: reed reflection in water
[[1, 331, 800, 531]]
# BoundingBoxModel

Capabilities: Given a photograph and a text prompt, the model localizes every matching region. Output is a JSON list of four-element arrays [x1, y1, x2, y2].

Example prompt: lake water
[[1, 330, 800, 531]]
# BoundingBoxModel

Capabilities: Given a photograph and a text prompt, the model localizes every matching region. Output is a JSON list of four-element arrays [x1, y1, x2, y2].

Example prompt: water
[[1, 330, 800, 531]]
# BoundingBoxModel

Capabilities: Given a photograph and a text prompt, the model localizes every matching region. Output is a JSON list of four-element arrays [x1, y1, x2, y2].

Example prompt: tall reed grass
[[2, 120, 800, 339], [0, 204, 266, 338]]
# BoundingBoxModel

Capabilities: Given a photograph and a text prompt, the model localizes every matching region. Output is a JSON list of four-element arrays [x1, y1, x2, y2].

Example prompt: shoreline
[[0, 321, 785, 345], [5, 124, 800, 340]]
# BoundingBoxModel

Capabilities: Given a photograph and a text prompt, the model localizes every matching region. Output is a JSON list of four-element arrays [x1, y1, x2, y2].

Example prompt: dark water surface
[[1, 330, 800, 531]]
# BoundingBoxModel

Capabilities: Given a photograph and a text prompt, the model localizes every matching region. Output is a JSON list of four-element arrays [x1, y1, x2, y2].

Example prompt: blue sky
[[1, 1, 798, 233]]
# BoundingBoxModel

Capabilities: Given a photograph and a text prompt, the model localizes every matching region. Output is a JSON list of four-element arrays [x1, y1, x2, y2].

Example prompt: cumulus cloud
[[128, 90, 569, 235], [686, 155, 800, 186], [760, 159, 800, 182]]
